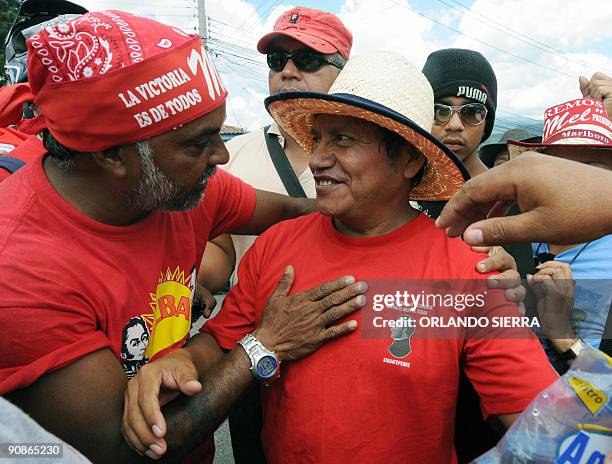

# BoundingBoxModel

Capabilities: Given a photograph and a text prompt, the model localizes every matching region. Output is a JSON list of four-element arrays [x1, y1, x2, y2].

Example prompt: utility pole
[[197, 0, 208, 43]]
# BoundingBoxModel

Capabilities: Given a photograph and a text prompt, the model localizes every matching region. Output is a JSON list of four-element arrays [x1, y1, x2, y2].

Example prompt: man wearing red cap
[[217, 6, 352, 282], [0, 11, 368, 463]]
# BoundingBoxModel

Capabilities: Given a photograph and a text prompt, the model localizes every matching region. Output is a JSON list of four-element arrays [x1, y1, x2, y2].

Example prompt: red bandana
[[20, 10, 227, 152]]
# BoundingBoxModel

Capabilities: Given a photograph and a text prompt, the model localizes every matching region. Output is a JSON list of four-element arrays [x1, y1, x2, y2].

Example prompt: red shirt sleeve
[[0, 304, 111, 395], [460, 258, 558, 418], [0, 169, 11, 182], [200, 233, 262, 349], [198, 169, 257, 239]]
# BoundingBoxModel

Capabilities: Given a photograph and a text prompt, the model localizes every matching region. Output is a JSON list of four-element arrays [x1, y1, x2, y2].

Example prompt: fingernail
[[358, 282, 368, 291], [344, 276, 356, 285], [348, 320, 358, 329], [152, 425, 163, 438], [488, 278, 499, 288], [150, 444, 163, 455], [477, 263, 487, 272], [184, 380, 199, 390], [465, 229, 484, 245], [145, 450, 160, 460], [356, 295, 366, 305]]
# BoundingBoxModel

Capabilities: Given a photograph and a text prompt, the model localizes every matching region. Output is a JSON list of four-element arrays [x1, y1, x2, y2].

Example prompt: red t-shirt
[[203, 212, 558, 464], [0, 130, 41, 182], [0, 154, 257, 462]]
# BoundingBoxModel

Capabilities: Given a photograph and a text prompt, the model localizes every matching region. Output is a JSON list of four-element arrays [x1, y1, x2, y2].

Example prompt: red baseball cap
[[257, 7, 352, 60]]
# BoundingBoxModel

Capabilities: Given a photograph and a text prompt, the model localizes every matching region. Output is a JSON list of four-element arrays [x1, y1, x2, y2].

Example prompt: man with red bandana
[[0, 11, 368, 463]]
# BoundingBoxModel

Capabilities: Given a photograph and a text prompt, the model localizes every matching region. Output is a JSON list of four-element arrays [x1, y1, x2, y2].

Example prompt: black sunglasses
[[433, 102, 488, 126], [267, 49, 345, 72]]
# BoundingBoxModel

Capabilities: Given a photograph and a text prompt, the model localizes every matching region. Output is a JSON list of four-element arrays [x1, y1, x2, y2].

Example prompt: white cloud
[[449, 0, 612, 120], [339, 0, 435, 65], [462, 0, 612, 51], [203, 0, 297, 129]]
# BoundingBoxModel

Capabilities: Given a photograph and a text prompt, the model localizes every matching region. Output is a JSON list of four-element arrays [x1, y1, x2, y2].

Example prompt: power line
[[210, 48, 268, 69], [391, 0, 577, 79], [208, 38, 263, 59], [227, 0, 273, 40], [217, 0, 281, 44], [443, 0, 610, 74]]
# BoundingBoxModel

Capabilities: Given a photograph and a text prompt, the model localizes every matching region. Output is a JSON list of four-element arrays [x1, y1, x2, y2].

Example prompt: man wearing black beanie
[[422, 49, 523, 464], [422, 48, 497, 177]]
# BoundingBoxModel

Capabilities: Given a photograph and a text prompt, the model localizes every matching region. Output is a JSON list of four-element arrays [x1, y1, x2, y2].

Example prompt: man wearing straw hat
[[0, 11, 371, 463], [124, 51, 557, 463]]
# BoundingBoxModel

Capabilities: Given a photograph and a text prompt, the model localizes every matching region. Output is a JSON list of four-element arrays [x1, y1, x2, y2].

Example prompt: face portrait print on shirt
[[121, 317, 150, 378], [388, 315, 416, 358], [120, 266, 197, 378]]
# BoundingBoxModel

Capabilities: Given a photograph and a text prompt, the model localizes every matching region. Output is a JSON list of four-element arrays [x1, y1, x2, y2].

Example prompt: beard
[[122, 140, 216, 212]]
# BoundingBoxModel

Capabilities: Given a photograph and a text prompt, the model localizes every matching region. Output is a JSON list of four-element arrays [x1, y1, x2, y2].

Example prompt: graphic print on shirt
[[121, 316, 150, 378], [388, 314, 416, 358], [121, 266, 196, 377]]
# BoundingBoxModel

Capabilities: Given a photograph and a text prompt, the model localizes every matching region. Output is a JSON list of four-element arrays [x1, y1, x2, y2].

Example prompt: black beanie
[[422, 48, 497, 142]]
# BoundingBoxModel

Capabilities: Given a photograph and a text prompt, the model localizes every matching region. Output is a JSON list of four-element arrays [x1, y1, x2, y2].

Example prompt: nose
[[309, 139, 335, 172], [209, 137, 230, 166], [280, 58, 302, 80], [445, 110, 465, 132]]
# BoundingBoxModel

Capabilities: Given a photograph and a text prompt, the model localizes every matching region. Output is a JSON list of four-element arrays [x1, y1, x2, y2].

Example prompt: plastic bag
[[473, 345, 611, 464]]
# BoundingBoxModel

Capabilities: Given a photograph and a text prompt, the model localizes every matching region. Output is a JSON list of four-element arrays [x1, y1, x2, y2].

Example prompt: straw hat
[[507, 98, 612, 158], [264, 51, 469, 201]]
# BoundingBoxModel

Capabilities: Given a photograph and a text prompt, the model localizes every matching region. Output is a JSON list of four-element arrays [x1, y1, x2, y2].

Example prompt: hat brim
[[507, 138, 611, 159], [480, 136, 541, 168], [257, 30, 340, 56], [265, 92, 469, 201]]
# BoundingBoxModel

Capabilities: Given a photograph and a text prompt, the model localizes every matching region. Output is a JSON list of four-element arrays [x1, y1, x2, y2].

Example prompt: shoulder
[[0, 166, 41, 253], [413, 215, 486, 277], [252, 212, 322, 250], [591, 234, 612, 248]]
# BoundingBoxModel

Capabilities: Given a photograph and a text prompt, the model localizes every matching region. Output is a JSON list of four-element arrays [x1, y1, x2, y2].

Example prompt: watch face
[[256, 355, 278, 379]]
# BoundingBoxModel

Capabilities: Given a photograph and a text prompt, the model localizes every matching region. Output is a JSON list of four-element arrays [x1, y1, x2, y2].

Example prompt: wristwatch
[[238, 333, 280, 382], [561, 338, 586, 361]]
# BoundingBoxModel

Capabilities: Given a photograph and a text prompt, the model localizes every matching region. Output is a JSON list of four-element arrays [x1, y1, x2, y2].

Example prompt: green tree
[[1, 0, 20, 85]]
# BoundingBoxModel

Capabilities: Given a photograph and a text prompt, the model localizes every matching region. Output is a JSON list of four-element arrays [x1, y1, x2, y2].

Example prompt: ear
[[401, 146, 426, 183], [91, 145, 137, 180]]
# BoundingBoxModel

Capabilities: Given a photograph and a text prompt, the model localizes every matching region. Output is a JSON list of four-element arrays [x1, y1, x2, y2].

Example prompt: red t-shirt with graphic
[[203, 212, 558, 464], [0, 154, 256, 463]]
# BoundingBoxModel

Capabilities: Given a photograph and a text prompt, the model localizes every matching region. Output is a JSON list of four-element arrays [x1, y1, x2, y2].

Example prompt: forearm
[[198, 236, 235, 293], [160, 346, 254, 460]]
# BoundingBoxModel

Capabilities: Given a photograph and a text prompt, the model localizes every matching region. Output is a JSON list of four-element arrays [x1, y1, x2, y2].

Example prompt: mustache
[[197, 165, 217, 188]]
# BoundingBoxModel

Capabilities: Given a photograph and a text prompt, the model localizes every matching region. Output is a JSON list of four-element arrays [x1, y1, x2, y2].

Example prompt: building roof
[[221, 124, 247, 135]]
